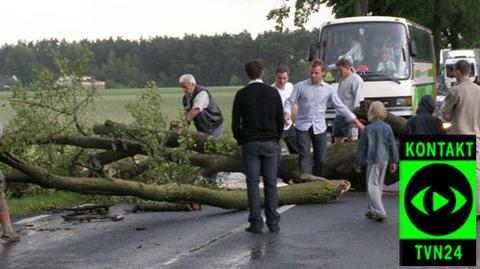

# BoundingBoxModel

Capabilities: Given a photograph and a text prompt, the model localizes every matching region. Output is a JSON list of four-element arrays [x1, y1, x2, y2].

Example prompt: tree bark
[[1, 151, 350, 209], [35, 134, 368, 188], [354, 0, 369, 16], [38, 132, 400, 190], [93, 120, 239, 155], [35, 111, 407, 191], [353, 100, 408, 136], [42, 134, 144, 152], [323, 141, 399, 187]]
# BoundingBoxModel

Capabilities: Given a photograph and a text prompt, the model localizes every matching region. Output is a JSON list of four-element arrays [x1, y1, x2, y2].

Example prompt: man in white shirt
[[345, 40, 364, 65], [376, 52, 397, 73], [271, 66, 298, 154]]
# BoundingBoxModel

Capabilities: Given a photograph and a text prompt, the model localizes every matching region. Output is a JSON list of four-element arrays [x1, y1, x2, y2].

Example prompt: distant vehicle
[[308, 16, 436, 122], [0, 74, 17, 90], [441, 49, 480, 88], [57, 75, 105, 90]]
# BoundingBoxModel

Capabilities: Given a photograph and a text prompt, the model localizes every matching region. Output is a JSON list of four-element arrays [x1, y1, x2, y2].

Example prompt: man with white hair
[[179, 74, 224, 183], [179, 74, 224, 138]]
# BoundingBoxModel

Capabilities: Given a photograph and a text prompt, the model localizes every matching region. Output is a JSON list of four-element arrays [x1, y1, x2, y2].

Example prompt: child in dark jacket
[[406, 95, 445, 135], [355, 101, 399, 222]]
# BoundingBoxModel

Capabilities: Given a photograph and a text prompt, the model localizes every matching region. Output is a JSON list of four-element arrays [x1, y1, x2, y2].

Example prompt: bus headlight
[[396, 97, 412, 106], [442, 122, 452, 130], [396, 98, 406, 106]]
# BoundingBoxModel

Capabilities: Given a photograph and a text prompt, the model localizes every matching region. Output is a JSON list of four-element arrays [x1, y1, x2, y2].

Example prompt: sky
[[0, 0, 334, 45]]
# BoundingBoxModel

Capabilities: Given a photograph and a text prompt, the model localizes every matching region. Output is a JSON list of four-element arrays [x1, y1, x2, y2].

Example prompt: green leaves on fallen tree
[[3, 49, 97, 175], [122, 82, 196, 185]]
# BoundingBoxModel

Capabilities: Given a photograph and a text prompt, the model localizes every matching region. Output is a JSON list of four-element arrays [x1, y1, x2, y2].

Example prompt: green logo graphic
[[410, 186, 468, 216], [400, 136, 477, 266], [432, 191, 448, 212], [401, 162, 475, 239], [411, 186, 430, 215], [450, 187, 467, 214]]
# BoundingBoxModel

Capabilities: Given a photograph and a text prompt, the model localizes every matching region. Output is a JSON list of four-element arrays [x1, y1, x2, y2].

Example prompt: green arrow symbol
[[433, 192, 449, 212], [411, 186, 430, 215], [450, 187, 467, 214]]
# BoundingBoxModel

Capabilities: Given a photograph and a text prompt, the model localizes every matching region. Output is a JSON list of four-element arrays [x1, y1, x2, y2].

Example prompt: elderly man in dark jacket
[[180, 74, 224, 183], [179, 74, 224, 138]]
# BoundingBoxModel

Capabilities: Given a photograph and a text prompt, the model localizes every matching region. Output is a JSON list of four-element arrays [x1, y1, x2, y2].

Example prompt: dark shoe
[[1, 232, 20, 242], [245, 226, 263, 233], [365, 211, 375, 220], [268, 225, 280, 233]]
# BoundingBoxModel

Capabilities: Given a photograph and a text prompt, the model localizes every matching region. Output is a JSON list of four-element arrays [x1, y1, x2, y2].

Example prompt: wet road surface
[[1, 193, 479, 269]]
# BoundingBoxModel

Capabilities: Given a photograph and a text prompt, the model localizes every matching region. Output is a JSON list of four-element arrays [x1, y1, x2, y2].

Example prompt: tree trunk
[[1, 151, 350, 209], [39, 133, 387, 189], [92, 120, 240, 155], [354, 0, 369, 16], [353, 100, 408, 136], [323, 141, 399, 187], [36, 109, 407, 192], [432, 0, 442, 67], [40, 110, 407, 190]]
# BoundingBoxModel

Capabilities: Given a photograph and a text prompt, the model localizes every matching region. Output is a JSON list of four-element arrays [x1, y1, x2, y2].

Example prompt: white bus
[[308, 16, 436, 121]]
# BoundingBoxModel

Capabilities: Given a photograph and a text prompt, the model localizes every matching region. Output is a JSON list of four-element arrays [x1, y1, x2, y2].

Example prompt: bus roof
[[321, 16, 432, 34]]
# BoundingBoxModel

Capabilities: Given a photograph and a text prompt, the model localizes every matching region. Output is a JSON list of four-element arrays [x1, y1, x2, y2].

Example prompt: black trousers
[[282, 125, 299, 154]]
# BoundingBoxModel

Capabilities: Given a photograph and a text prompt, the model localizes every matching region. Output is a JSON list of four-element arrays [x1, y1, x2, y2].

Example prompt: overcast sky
[[0, 0, 334, 45]]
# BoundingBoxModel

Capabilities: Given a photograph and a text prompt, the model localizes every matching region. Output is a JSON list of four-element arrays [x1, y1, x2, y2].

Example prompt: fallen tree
[[2, 74, 406, 211], [91, 119, 402, 189], [34, 112, 403, 191], [1, 151, 351, 209], [353, 100, 408, 136], [92, 120, 240, 155], [1, 57, 354, 210]]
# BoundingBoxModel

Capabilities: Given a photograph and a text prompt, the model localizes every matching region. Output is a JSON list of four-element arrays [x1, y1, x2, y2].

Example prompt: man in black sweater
[[232, 60, 284, 233]]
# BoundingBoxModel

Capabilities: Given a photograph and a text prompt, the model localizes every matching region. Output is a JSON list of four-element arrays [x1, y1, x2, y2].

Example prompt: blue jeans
[[208, 122, 224, 183], [332, 116, 351, 138], [212, 121, 224, 139], [241, 140, 280, 228]]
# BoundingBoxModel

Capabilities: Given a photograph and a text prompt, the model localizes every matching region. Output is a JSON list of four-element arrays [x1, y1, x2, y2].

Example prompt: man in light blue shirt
[[284, 60, 364, 176]]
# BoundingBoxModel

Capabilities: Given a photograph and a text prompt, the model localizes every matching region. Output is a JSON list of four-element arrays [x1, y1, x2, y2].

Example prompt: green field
[[0, 86, 240, 136]]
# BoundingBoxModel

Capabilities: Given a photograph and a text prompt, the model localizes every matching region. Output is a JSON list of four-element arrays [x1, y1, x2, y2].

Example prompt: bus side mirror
[[409, 40, 418, 57], [308, 43, 318, 62]]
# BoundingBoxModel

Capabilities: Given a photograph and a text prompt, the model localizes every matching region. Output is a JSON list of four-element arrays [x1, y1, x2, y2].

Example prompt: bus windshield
[[320, 22, 410, 82]]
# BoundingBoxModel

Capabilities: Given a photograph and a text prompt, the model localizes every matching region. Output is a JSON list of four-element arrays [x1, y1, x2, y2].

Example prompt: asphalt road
[[1, 193, 479, 269]]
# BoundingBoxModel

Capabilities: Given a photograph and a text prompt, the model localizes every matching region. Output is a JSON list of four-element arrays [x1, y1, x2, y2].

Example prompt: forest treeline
[[0, 30, 315, 88]]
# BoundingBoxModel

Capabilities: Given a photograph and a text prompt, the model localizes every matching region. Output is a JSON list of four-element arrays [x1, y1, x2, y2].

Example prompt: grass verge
[[8, 191, 93, 218]]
